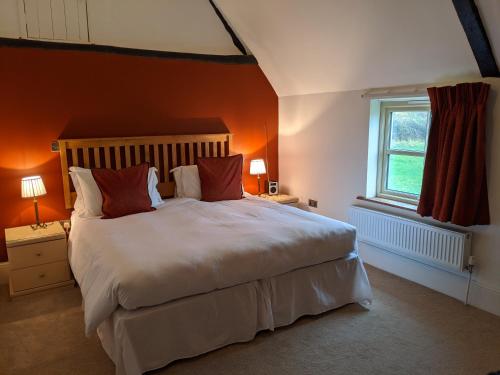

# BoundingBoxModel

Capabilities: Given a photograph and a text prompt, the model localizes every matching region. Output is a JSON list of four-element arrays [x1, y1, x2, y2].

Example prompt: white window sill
[[356, 196, 418, 212]]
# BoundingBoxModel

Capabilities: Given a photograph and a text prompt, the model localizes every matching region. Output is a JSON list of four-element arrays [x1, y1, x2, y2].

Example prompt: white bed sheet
[[69, 196, 358, 335], [98, 253, 372, 375]]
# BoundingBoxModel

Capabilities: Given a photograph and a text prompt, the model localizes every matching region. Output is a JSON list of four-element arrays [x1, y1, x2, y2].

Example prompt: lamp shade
[[21, 176, 47, 198], [250, 159, 266, 175]]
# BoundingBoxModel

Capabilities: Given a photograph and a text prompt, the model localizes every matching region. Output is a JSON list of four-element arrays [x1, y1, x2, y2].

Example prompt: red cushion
[[197, 154, 243, 202], [91, 163, 154, 219]]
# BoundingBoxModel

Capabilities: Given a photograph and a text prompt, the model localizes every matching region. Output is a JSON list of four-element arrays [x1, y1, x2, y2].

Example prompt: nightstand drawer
[[10, 261, 71, 292], [7, 239, 67, 270]]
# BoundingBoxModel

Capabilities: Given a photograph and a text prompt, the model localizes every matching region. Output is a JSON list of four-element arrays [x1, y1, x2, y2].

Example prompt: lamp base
[[30, 222, 48, 231], [31, 198, 47, 230]]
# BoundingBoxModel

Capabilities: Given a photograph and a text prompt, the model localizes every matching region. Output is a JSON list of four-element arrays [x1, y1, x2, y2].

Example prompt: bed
[[59, 134, 373, 375]]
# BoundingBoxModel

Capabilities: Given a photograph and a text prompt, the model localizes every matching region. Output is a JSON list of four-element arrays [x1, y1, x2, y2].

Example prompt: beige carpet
[[1, 265, 499, 375]]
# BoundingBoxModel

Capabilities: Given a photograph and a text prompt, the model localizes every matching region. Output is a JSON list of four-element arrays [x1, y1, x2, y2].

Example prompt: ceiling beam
[[452, 0, 499, 77], [0, 37, 257, 64], [208, 0, 247, 55]]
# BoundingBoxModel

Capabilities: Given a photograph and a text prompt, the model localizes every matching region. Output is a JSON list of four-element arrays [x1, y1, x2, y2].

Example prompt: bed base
[[97, 253, 372, 375]]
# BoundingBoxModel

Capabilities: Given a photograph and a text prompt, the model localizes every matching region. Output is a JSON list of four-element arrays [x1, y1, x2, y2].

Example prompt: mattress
[[69, 196, 358, 335], [97, 253, 372, 375]]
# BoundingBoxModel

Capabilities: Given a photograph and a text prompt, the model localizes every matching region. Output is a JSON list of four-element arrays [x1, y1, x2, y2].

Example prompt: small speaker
[[268, 181, 279, 195]]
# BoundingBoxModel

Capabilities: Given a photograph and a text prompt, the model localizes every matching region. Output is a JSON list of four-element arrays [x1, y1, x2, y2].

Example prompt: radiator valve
[[464, 255, 476, 306], [466, 255, 476, 271]]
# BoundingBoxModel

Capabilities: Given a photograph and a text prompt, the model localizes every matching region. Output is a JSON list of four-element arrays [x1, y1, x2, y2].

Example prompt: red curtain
[[417, 82, 490, 226]]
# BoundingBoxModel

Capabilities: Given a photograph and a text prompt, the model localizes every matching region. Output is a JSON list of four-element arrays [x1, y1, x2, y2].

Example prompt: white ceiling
[[216, 0, 483, 96]]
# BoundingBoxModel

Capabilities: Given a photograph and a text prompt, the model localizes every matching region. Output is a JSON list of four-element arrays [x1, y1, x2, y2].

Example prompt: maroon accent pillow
[[197, 154, 243, 202], [91, 163, 154, 219]]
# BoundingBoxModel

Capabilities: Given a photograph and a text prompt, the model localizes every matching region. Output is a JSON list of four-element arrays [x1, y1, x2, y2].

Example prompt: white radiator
[[348, 206, 471, 273]]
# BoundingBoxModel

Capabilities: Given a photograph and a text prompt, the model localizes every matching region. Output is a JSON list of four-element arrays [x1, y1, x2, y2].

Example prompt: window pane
[[389, 111, 429, 152], [387, 154, 424, 195]]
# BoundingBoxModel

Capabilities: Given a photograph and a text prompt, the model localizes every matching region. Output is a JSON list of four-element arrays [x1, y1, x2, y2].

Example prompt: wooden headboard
[[58, 133, 233, 209]]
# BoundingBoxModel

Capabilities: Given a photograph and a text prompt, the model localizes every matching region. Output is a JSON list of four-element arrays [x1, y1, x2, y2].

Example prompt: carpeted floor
[[1, 265, 499, 375]]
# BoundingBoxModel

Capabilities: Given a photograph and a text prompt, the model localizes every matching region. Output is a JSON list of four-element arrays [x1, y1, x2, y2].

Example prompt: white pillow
[[148, 167, 163, 208], [70, 166, 163, 217], [69, 171, 85, 214], [69, 167, 103, 217], [171, 165, 201, 200]]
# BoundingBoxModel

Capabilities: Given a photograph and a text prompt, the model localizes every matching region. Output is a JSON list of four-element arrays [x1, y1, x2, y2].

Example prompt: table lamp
[[250, 159, 266, 195], [21, 176, 47, 230]]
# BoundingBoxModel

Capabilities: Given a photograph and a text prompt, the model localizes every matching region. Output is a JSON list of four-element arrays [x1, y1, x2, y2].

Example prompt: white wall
[[279, 78, 500, 316], [279, 89, 369, 219]]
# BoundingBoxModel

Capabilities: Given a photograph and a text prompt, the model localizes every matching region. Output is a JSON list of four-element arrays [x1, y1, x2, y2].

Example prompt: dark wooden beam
[[208, 0, 247, 55], [0, 37, 257, 65], [452, 0, 499, 77]]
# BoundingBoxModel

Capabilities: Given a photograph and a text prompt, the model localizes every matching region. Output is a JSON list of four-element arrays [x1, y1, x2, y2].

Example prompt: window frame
[[376, 101, 431, 205]]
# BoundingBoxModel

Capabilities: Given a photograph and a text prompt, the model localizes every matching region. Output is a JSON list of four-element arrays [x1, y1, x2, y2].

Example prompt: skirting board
[[0, 262, 9, 285], [359, 243, 500, 317]]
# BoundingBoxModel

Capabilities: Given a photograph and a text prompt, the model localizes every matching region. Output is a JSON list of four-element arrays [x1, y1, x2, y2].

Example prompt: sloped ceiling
[[87, 0, 241, 55], [0, 0, 242, 55], [216, 0, 483, 96]]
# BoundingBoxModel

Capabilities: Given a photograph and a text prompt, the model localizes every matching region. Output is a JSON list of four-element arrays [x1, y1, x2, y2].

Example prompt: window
[[376, 100, 431, 205]]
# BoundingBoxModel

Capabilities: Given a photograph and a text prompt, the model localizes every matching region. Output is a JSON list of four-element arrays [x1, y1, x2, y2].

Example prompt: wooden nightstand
[[5, 222, 74, 298], [259, 194, 299, 206]]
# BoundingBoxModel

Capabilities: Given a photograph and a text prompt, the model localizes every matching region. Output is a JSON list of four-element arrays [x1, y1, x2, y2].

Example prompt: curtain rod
[[361, 78, 487, 99], [361, 84, 429, 99]]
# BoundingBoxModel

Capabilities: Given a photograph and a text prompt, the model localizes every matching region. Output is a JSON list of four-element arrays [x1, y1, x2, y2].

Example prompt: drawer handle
[[36, 253, 42, 257], [38, 273, 46, 278]]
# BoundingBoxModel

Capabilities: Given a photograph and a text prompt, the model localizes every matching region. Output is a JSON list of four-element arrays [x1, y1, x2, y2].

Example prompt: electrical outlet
[[308, 199, 318, 208], [51, 141, 60, 152], [60, 220, 71, 232]]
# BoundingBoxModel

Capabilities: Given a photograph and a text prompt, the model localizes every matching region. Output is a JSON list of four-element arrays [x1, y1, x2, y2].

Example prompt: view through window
[[377, 101, 431, 204]]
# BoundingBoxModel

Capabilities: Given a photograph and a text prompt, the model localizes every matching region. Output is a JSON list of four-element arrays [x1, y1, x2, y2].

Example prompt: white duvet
[[69, 196, 358, 335]]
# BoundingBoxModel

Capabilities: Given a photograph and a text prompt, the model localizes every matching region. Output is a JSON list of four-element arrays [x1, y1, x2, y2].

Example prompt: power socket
[[61, 220, 71, 233], [308, 199, 318, 208], [51, 141, 60, 152]]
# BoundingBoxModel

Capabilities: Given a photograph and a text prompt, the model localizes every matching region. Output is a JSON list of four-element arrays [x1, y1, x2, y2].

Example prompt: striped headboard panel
[[58, 133, 233, 209]]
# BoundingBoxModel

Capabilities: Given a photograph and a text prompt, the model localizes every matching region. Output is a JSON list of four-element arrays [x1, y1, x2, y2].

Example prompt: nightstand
[[5, 221, 74, 298], [259, 194, 300, 206]]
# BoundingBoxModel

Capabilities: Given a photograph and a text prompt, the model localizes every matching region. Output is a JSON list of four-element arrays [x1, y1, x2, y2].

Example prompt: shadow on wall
[[59, 116, 230, 139]]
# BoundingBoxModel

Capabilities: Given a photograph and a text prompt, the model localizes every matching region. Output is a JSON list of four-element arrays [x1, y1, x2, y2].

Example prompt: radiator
[[348, 206, 471, 273]]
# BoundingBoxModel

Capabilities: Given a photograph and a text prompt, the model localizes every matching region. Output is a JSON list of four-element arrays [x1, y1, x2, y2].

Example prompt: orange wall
[[0, 47, 278, 261]]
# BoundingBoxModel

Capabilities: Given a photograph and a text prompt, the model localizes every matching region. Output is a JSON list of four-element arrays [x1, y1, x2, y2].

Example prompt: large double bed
[[60, 134, 372, 375]]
